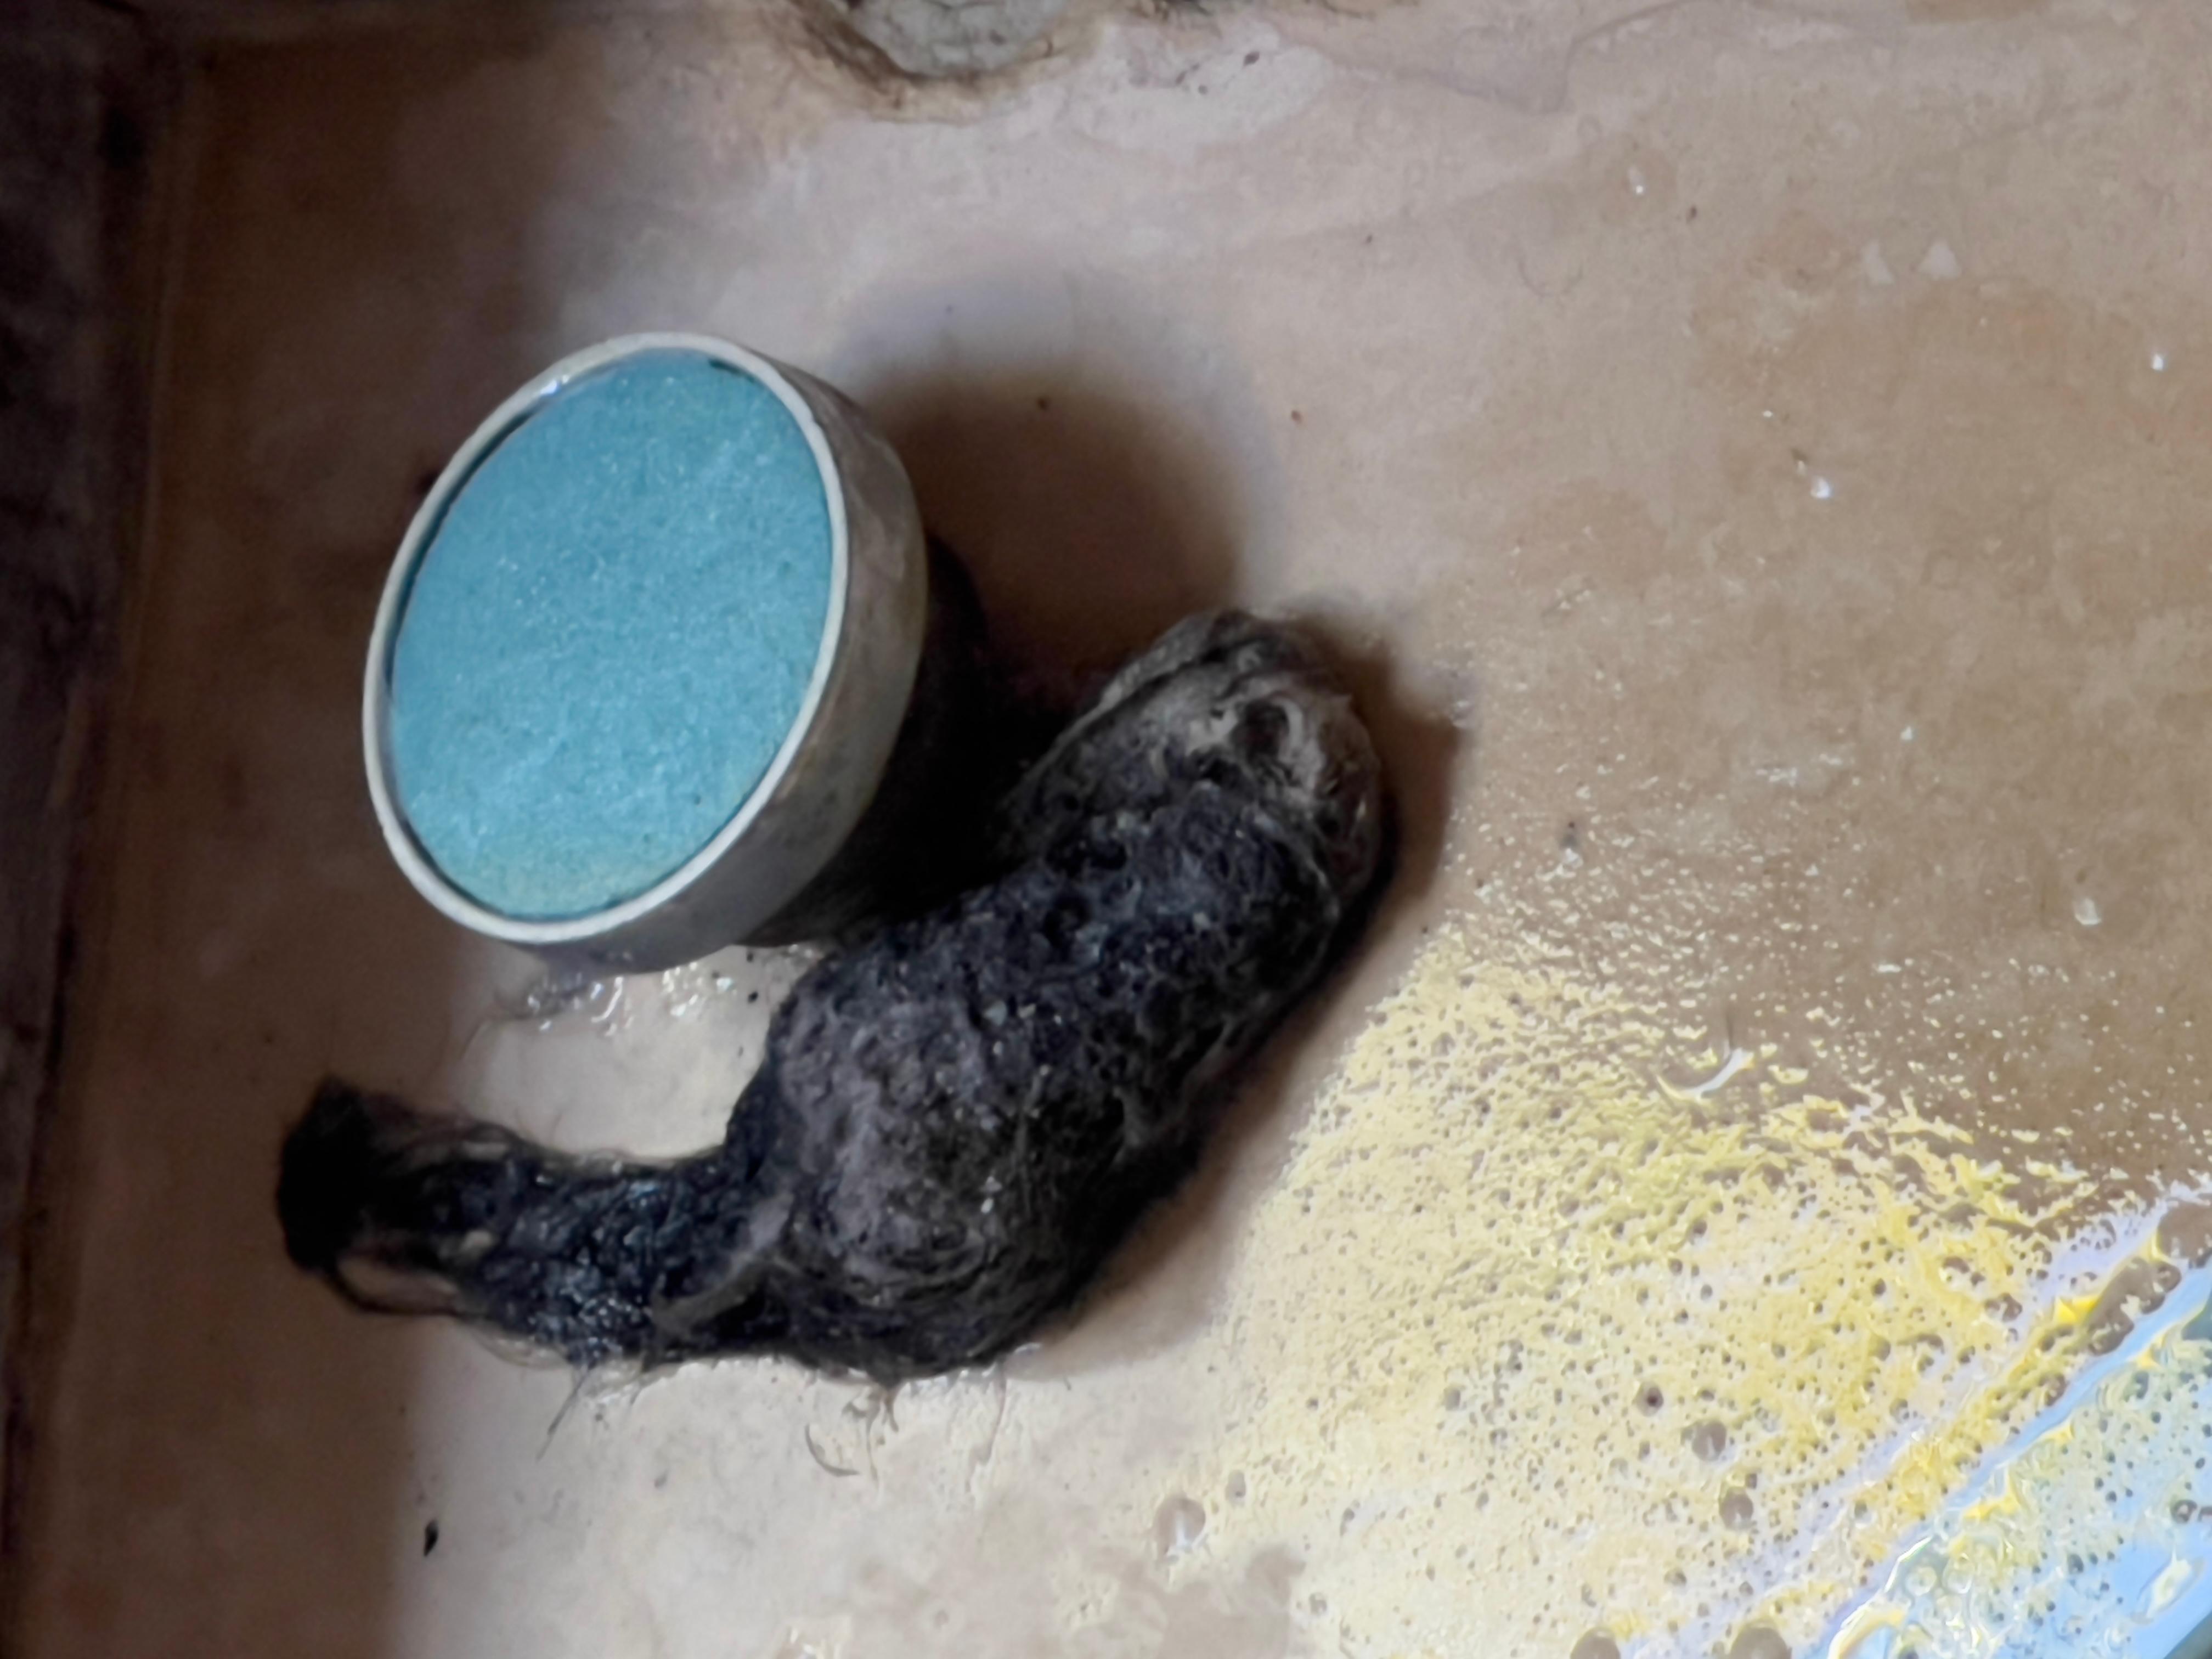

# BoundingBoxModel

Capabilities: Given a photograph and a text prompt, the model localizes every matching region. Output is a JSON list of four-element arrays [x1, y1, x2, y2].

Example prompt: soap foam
[[1171, 926, 2204, 1656], [1823, 1260, 2212, 1659]]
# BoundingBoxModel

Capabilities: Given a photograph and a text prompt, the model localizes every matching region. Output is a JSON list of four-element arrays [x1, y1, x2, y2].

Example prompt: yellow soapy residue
[[1825, 1266, 2212, 1656], [1176, 923, 2183, 1656]]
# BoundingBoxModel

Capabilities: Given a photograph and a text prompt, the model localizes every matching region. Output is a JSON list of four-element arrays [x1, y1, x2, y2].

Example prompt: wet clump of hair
[[278, 611, 1386, 1380]]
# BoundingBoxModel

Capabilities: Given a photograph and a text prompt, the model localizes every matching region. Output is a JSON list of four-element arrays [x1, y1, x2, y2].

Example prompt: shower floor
[[21, 3, 2212, 1655]]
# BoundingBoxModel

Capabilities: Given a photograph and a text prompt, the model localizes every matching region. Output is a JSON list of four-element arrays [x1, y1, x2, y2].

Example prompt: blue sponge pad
[[387, 351, 834, 921]]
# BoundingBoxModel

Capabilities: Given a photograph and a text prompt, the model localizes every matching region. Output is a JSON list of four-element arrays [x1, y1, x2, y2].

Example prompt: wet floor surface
[[21, 2, 2212, 1655]]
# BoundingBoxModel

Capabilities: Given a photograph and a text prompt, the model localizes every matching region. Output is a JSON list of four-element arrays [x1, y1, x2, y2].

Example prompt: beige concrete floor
[[22, 2, 2212, 1655]]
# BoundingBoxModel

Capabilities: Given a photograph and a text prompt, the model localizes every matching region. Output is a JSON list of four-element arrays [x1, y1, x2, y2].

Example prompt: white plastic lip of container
[[363, 332, 928, 973]]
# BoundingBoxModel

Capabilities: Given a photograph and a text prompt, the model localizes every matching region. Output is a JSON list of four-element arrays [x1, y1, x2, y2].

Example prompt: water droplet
[[1728, 1624, 1792, 1659], [1689, 1418, 1731, 1462], [2152, 351, 2168, 372], [1918, 239, 1961, 280], [1153, 1494, 1207, 1559], [2074, 894, 2102, 928], [1809, 476, 1834, 501], [1720, 1486, 1756, 1530]]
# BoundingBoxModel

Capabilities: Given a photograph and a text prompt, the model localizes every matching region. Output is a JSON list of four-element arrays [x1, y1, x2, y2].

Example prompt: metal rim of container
[[362, 331, 856, 949]]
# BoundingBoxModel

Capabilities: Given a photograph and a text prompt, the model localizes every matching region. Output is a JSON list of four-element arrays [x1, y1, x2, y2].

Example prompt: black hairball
[[279, 611, 1386, 1379]]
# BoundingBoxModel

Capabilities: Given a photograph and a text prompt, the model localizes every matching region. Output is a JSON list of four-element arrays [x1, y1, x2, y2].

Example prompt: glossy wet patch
[[1169, 926, 2209, 1655], [1824, 1262, 2212, 1658]]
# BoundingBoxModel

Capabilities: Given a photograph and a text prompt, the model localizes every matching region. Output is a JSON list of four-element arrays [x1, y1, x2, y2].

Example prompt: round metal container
[[363, 332, 928, 972]]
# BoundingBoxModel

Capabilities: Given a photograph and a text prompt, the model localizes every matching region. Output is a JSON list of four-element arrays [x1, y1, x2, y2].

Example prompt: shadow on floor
[[867, 368, 1249, 705], [9, 19, 611, 1656]]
